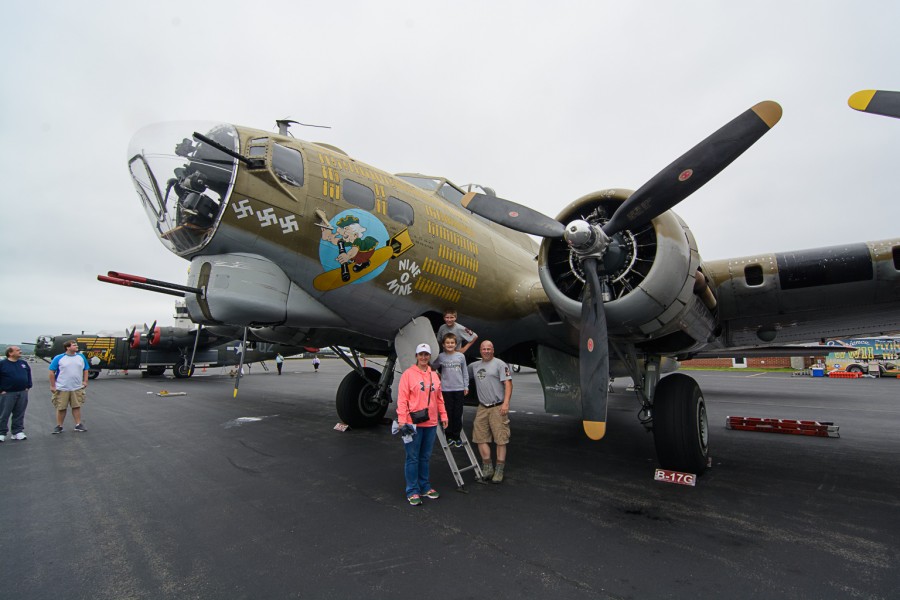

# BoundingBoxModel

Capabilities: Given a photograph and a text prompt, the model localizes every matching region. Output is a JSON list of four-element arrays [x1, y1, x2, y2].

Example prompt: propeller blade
[[148, 320, 159, 346], [579, 258, 609, 440], [603, 100, 782, 235], [462, 192, 566, 238], [848, 90, 900, 119], [233, 328, 248, 398]]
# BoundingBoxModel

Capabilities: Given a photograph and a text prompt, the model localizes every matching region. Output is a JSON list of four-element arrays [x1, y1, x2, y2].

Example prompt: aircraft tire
[[846, 364, 865, 374], [511, 364, 521, 373], [173, 361, 195, 379], [88, 369, 101, 380], [144, 366, 167, 377], [336, 367, 388, 427], [652, 373, 709, 475]]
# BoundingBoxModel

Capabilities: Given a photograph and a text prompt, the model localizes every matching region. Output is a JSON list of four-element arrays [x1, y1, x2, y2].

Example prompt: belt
[[480, 402, 502, 408]]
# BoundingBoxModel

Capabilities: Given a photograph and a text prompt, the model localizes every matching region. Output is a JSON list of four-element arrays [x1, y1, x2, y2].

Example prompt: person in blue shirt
[[0, 346, 32, 442], [48, 340, 91, 434]]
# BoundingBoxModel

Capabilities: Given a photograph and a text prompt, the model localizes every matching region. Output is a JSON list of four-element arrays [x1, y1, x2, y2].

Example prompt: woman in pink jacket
[[397, 343, 448, 506]]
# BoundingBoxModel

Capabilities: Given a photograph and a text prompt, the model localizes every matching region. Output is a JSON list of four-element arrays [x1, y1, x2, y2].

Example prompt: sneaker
[[424, 488, 440, 500], [74, 424, 87, 433], [452, 439, 463, 448], [407, 494, 422, 506], [481, 462, 494, 479], [0, 434, 5, 442], [14, 432, 26, 441], [492, 463, 505, 484], [52, 426, 63, 435]]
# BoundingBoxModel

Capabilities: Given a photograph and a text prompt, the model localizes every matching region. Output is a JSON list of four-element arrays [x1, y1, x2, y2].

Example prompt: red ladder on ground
[[828, 370, 864, 379], [725, 416, 840, 438]]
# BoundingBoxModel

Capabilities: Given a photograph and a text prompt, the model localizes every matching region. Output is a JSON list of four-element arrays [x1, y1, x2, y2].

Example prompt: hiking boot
[[52, 426, 63, 435], [481, 462, 494, 480], [74, 424, 87, 433], [407, 494, 422, 506], [492, 463, 505, 484], [424, 488, 440, 500], [14, 432, 26, 440]]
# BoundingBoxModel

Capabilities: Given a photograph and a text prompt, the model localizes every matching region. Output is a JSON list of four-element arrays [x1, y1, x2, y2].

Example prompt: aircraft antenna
[[276, 119, 331, 137]]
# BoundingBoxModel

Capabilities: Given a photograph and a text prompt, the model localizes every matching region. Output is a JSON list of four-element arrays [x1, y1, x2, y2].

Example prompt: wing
[[701, 239, 900, 351]]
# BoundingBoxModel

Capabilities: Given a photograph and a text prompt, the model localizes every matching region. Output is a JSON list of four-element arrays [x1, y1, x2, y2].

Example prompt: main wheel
[[336, 367, 388, 427], [144, 365, 167, 377], [88, 369, 101, 380], [172, 361, 195, 379], [652, 373, 709, 474]]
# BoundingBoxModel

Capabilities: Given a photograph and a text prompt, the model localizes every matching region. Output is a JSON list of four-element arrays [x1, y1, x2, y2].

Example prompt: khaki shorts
[[472, 404, 510, 445], [52, 389, 85, 410]]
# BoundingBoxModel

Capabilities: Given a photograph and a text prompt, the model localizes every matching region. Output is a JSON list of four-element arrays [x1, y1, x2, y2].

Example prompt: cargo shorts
[[472, 404, 510, 445], [52, 389, 85, 410]]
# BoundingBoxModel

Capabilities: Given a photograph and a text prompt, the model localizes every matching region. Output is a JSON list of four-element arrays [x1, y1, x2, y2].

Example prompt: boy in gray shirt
[[436, 309, 477, 355], [432, 333, 469, 447]]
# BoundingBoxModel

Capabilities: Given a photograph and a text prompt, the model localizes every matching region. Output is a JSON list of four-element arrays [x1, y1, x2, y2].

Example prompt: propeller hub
[[564, 220, 609, 255]]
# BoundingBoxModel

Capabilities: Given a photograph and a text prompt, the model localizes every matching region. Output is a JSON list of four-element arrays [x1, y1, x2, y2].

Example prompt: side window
[[248, 137, 268, 159], [744, 264, 764, 286], [387, 196, 414, 226], [272, 143, 304, 186], [343, 179, 375, 210]]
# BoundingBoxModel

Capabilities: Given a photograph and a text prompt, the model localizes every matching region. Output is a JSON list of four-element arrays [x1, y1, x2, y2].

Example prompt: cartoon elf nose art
[[314, 209, 413, 292]]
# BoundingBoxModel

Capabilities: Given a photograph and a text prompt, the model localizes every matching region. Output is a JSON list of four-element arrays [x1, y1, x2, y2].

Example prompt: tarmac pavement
[[1, 359, 898, 599]]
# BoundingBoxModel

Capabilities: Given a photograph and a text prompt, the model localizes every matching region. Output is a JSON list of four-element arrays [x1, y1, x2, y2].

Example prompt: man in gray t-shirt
[[468, 340, 512, 483]]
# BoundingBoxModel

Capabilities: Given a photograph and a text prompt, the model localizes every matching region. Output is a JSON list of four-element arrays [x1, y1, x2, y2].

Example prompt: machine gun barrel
[[98, 271, 204, 298], [106, 271, 204, 295]]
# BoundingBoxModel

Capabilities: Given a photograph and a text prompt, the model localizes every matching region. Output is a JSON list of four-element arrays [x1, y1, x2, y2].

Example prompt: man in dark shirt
[[0, 346, 33, 441]]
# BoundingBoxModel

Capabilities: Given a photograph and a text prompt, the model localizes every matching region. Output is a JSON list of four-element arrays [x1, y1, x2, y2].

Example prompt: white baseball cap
[[415, 343, 432, 355]]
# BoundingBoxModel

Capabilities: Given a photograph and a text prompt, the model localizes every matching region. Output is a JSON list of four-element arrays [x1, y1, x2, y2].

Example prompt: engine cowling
[[537, 189, 717, 353]]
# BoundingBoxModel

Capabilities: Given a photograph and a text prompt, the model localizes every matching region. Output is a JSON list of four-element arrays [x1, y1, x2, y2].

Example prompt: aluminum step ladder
[[435, 426, 485, 492]]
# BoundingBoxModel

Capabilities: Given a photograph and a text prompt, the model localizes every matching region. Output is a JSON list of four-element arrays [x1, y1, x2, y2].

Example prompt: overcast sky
[[2, 0, 898, 345]]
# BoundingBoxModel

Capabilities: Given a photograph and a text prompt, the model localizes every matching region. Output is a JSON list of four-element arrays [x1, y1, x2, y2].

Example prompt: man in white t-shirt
[[48, 340, 90, 434]]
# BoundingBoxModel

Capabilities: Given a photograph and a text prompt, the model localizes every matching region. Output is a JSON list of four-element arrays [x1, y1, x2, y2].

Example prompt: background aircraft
[[36, 306, 311, 379], [103, 97, 900, 475]]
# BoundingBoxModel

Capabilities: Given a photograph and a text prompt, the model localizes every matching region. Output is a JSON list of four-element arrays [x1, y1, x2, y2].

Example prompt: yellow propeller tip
[[848, 90, 876, 111], [752, 101, 783, 128], [583, 421, 607, 440]]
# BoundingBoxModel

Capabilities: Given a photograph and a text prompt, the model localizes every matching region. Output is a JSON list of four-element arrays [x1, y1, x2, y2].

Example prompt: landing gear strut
[[173, 359, 195, 379], [618, 348, 708, 475], [334, 348, 395, 427]]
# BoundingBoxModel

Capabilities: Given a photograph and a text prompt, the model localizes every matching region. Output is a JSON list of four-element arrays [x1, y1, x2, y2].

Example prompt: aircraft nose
[[128, 121, 239, 254]]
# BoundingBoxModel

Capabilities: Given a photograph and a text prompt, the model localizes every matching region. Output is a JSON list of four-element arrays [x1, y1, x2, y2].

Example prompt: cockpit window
[[272, 143, 304, 187], [397, 175, 440, 191], [437, 182, 464, 206], [396, 174, 464, 208]]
